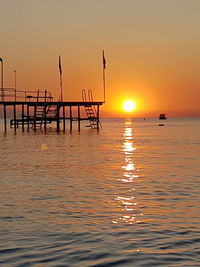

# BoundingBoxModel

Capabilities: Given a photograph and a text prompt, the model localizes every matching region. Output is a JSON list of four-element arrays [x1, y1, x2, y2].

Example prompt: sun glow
[[122, 100, 137, 112]]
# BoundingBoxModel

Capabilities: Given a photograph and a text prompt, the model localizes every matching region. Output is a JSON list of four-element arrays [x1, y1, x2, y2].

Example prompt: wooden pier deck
[[0, 89, 103, 132]]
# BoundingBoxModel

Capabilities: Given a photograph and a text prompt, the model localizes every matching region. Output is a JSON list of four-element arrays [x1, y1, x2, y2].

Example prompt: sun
[[122, 100, 137, 112]]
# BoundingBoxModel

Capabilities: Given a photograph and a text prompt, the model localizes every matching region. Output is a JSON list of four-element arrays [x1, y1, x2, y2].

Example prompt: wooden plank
[[0, 101, 103, 106]]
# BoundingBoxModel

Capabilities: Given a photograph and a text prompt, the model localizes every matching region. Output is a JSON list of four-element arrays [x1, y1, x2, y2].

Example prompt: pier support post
[[97, 104, 99, 130], [27, 104, 30, 131], [22, 104, 24, 132], [56, 104, 60, 132], [44, 103, 47, 131], [33, 104, 36, 131], [63, 105, 66, 132], [78, 105, 80, 132], [14, 104, 17, 131], [3, 104, 7, 132], [70, 105, 72, 132]]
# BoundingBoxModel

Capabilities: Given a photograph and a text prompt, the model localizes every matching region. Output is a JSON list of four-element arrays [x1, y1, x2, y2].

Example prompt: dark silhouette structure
[[0, 88, 103, 132]]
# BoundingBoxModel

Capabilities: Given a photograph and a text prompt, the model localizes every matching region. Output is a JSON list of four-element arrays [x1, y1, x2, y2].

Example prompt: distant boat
[[159, 114, 167, 120]]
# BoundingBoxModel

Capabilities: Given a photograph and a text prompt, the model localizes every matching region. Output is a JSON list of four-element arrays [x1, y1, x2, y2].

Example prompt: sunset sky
[[1, 0, 200, 117]]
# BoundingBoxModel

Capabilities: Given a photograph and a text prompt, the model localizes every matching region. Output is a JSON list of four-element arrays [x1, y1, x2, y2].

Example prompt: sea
[[0, 118, 199, 267]]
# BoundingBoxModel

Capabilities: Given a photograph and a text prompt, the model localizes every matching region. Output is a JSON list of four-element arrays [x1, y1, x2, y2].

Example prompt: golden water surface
[[0, 118, 199, 266]]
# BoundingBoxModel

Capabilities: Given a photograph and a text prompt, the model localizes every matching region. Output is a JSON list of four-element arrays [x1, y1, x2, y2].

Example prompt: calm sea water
[[0, 118, 200, 266]]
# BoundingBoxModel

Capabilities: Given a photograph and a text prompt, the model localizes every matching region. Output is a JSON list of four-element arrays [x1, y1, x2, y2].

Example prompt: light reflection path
[[113, 119, 143, 225]]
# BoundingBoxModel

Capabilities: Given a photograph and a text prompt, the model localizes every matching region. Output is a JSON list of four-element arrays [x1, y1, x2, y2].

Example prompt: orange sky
[[1, 0, 200, 117]]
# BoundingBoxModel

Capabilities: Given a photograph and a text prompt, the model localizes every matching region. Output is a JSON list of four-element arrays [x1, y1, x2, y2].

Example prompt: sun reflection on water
[[113, 119, 142, 225]]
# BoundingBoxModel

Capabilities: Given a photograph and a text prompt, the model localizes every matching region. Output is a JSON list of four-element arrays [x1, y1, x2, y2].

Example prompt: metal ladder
[[82, 89, 101, 129], [40, 93, 62, 129], [31, 90, 45, 129], [33, 90, 54, 129], [39, 104, 57, 129]]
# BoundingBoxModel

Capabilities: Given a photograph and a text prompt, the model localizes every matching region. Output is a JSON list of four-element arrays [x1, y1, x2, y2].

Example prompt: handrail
[[82, 89, 87, 102], [0, 88, 53, 102], [82, 89, 94, 102], [88, 89, 93, 102]]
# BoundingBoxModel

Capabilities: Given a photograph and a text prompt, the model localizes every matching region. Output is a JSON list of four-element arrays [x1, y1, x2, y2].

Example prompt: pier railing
[[0, 88, 53, 102]]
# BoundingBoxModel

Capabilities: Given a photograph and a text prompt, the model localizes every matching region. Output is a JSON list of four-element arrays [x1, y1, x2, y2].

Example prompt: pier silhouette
[[0, 88, 103, 132], [0, 53, 106, 133]]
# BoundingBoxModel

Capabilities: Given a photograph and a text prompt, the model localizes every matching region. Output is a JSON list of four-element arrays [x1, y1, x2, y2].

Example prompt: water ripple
[[0, 118, 200, 266]]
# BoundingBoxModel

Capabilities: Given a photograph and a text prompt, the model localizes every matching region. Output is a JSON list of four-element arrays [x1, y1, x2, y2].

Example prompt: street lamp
[[0, 58, 3, 102], [14, 70, 16, 90], [14, 70, 17, 101]]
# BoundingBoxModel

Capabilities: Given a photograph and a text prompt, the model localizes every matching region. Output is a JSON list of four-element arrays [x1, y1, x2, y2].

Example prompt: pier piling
[[0, 89, 103, 133], [63, 106, 65, 132], [3, 104, 6, 132], [56, 104, 60, 132], [14, 104, 16, 131], [78, 106, 80, 131], [22, 104, 24, 131], [70, 106, 72, 132]]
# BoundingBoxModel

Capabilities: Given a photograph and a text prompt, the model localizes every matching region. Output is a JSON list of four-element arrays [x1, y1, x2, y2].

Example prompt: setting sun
[[122, 100, 137, 112]]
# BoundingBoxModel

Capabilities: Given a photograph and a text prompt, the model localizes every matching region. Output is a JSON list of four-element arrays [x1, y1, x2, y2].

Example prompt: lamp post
[[14, 70, 16, 89], [14, 70, 17, 101], [0, 58, 3, 102]]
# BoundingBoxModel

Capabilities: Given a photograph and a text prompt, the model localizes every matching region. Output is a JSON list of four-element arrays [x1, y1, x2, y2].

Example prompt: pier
[[0, 88, 103, 132], [0, 52, 106, 133]]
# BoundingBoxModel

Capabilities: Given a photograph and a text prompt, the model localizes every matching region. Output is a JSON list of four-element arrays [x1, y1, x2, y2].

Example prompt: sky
[[0, 0, 200, 117]]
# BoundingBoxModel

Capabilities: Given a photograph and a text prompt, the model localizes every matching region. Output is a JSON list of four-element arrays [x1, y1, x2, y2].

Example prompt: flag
[[103, 50, 106, 69], [59, 55, 62, 74]]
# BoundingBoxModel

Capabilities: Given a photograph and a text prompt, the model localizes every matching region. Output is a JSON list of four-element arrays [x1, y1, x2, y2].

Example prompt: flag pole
[[102, 50, 106, 103], [0, 58, 4, 102], [59, 55, 63, 101]]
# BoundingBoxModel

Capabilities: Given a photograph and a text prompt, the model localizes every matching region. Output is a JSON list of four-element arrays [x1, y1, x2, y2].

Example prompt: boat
[[159, 114, 167, 120]]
